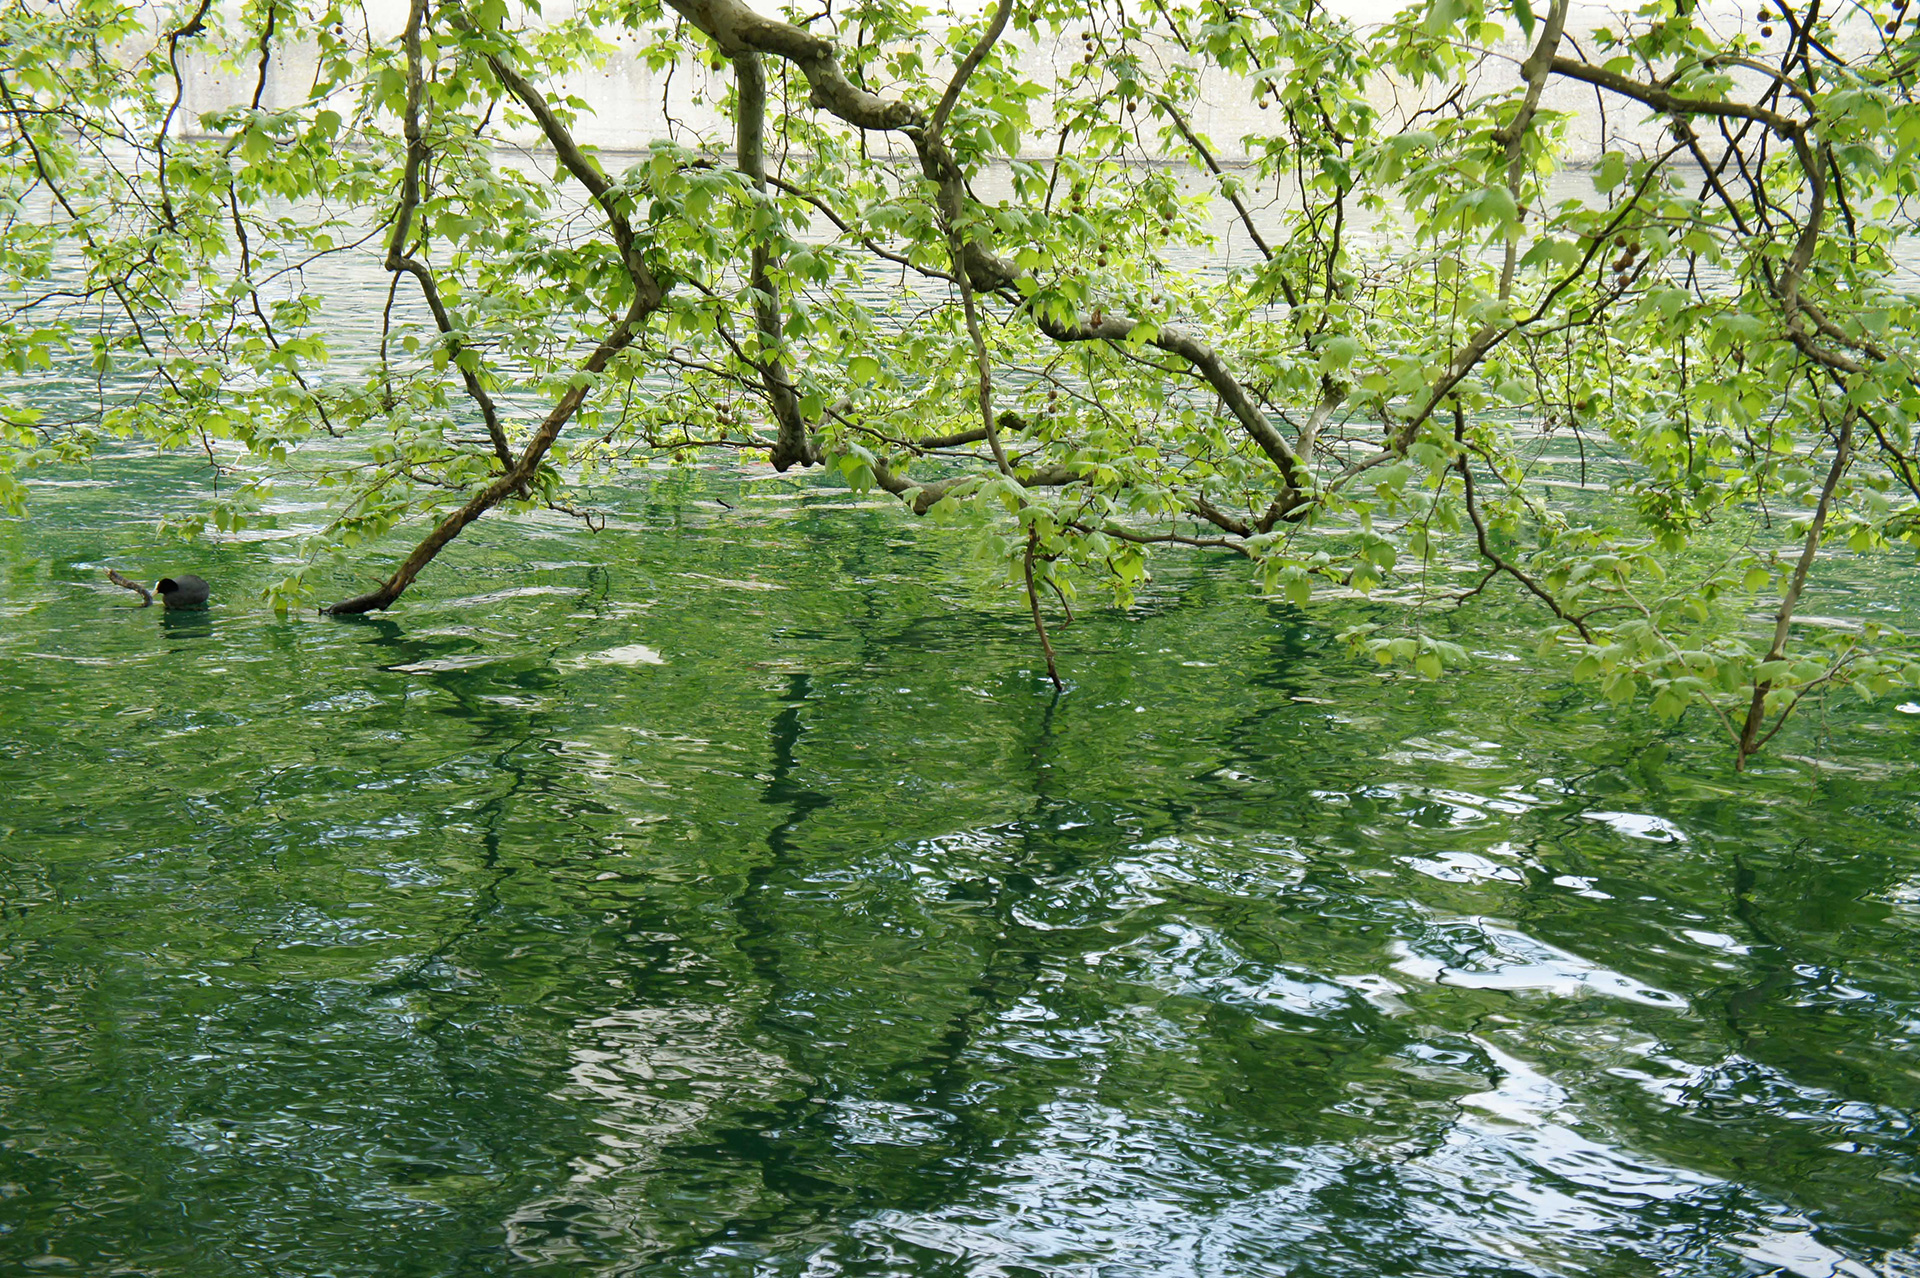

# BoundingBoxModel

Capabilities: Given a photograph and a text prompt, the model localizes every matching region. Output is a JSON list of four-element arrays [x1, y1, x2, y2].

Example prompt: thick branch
[[1024, 526, 1064, 690], [663, 0, 916, 129], [323, 299, 654, 614], [1547, 55, 1805, 135], [871, 454, 1085, 514], [1493, 0, 1571, 300], [481, 45, 666, 307], [325, 30, 671, 612], [250, 0, 278, 110], [1189, 497, 1252, 538], [156, 0, 216, 229], [669, 0, 1306, 506], [1038, 312, 1312, 509], [663, 0, 1015, 292], [734, 52, 810, 470]]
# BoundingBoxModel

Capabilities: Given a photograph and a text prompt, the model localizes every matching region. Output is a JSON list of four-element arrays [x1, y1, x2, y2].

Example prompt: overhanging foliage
[[4, 0, 1919, 765]]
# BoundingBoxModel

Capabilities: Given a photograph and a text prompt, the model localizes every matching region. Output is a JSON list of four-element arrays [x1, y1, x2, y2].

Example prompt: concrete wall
[[180, 0, 1768, 164]]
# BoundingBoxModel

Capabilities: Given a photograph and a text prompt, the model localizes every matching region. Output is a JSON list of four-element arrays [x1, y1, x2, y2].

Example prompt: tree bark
[[734, 52, 810, 471], [107, 570, 153, 607], [1735, 411, 1854, 768], [322, 301, 651, 614], [664, 0, 1316, 509], [324, 39, 672, 616]]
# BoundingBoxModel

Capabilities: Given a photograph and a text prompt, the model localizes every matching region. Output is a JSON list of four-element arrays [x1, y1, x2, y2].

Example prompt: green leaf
[[1593, 151, 1628, 193], [1320, 335, 1360, 369]]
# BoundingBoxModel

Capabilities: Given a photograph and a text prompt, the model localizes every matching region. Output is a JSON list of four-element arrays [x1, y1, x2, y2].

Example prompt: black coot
[[157, 574, 210, 610]]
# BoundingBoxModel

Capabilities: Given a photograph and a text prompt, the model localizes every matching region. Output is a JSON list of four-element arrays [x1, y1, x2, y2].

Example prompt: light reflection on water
[[4, 154, 1920, 1273], [2, 468, 1918, 1276]]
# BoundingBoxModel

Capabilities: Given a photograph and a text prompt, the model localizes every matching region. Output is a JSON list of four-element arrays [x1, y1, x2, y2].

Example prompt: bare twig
[[1025, 527, 1064, 690], [1736, 409, 1854, 768], [107, 570, 153, 607]]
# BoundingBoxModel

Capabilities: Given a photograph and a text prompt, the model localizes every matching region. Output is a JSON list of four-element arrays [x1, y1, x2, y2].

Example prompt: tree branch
[[323, 297, 655, 614], [1454, 404, 1594, 642], [385, 0, 513, 470], [734, 51, 810, 469], [1736, 409, 1854, 768], [930, 0, 1013, 138]]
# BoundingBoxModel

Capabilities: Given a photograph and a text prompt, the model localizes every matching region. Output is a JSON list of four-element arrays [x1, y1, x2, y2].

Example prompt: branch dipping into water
[[107, 570, 152, 607]]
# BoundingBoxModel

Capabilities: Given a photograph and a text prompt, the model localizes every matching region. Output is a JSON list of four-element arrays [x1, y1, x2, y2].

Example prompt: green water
[[2, 457, 1918, 1277]]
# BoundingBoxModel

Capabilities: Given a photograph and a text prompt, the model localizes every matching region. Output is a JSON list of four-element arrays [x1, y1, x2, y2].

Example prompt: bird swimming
[[157, 575, 209, 610], [107, 569, 209, 609]]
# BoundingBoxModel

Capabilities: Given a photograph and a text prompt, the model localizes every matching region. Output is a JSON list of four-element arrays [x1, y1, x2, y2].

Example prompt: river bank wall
[[176, 0, 1775, 165]]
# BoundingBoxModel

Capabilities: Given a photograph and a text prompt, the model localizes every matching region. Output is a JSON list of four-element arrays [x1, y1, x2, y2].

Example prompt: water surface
[[2, 457, 1918, 1276]]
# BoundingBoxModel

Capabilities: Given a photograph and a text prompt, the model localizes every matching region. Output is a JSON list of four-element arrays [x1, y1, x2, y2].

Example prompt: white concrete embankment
[[178, 0, 1777, 164]]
